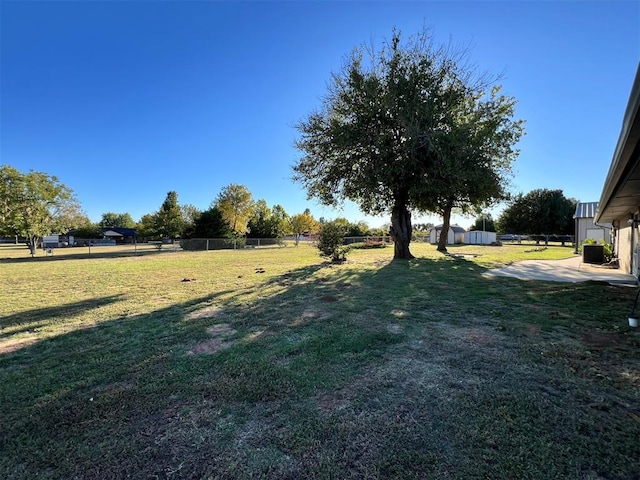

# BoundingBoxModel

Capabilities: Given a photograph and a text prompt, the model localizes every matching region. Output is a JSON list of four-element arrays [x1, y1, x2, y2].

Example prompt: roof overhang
[[595, 64, 640, 225]]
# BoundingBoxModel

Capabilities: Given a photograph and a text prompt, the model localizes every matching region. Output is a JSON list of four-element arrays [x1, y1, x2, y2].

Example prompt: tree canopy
[[247, 200, 291, 238], [214, 184, 254, 237], [0, 165, 83, 256], [99, 212, 136, 229], [189, 206, 230, 239], [293, 29, 524, 258], [289, 209, 319, 246], [469, 213, 496, 232], [156, 191, 184, 239], [496, 189, 577, 235]]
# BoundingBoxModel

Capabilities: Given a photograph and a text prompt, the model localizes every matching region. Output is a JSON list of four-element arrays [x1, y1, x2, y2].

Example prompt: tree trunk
[[27, 235, 38, 257], [390, 199, 414, 260], [437, 203, 453, 253]]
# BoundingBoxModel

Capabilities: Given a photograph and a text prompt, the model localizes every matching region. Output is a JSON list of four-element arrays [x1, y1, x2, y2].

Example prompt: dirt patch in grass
[[582, 331, 629, 348], [187, 323, 237, 355], [0, 336, 38, 354], [187, 306, 224, 319], [320, 295, 339, 302]]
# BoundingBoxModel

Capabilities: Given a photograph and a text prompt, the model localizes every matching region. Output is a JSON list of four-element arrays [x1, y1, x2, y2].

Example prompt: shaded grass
[[1, 243, 639, 479]]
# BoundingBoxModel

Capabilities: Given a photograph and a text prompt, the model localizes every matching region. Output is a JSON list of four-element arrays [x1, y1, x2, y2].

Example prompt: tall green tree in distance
[[0, 165, 83, 256], [496, 189, 577, 235], [136, 214, 159, 240], [469, 213, 496, 232], [191, 207, 230, 238], [271, 204, 292, 239], [289, 209, 318, 246], [214, 184, 254, 237], [99, 212, 136, 229], [294, 29, 524, 259], [155, 191, 184, 240]]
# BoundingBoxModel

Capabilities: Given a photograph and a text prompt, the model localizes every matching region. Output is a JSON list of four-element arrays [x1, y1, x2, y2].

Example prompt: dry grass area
[[1, 242, 639, 479]]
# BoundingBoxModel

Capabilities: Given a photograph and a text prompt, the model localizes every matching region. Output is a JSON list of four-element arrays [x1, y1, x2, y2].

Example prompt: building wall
[[429, 229, 454, 245], [576, 218, 611, 245], [616, 225, 635, 275]]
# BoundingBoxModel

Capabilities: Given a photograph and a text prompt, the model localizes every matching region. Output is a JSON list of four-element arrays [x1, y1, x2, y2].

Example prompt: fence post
[[206, 239, 209, 251]]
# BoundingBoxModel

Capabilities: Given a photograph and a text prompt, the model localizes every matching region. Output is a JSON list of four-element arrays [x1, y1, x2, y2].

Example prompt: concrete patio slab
[[483, 255, 638, 285]]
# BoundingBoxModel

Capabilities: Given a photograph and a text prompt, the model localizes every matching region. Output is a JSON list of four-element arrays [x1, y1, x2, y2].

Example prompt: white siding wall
[[576, 218, 611, 245]]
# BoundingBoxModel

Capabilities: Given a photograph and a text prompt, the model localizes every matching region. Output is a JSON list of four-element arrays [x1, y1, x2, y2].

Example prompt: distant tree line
[[0, 164, 391, 257], [468, 189, 578, 236]]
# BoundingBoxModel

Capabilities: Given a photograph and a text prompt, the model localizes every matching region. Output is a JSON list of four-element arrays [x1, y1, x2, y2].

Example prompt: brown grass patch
[[187, 323, 237, 355], [320, 295, 339, 303], [187, 306, 224, 320], [582, 332, 628, 348], [0, 336, 38, 354], [187, 338, 234, 355]]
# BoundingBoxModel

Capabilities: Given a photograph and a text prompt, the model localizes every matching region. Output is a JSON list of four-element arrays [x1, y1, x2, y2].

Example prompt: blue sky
[[2, 1, 639, 229]]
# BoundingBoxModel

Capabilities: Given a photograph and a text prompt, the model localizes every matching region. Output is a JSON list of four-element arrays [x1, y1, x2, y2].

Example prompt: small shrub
[[317, 221, 350, 261]]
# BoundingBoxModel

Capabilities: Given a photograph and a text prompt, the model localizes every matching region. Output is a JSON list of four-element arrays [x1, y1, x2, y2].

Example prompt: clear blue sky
[[2, 1, 639, 229]]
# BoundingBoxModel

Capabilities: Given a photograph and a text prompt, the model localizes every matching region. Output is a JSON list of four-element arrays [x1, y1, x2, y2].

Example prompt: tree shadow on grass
[[0, 248, 178, 264], [1, 255, 638, 479], [0, 295, 125, 333]]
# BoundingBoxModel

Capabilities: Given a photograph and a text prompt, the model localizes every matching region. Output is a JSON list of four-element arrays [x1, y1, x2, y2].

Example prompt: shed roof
[[102, 227, 136, 237], [574, 202, 599, 219], [433, 224, 466, 233]]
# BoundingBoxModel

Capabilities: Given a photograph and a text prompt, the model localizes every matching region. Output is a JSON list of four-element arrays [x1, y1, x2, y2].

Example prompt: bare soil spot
[[187, 307, 224, 320], [187, 338, 235, 355], [206, 324, 237, 336], [320, 295, 339, 303], [0, 336, 38, 354], [582, 332, 628, 348], [302, 310, 331, 321], [188, 322, 237, 355], [462, 329, 497, 345]]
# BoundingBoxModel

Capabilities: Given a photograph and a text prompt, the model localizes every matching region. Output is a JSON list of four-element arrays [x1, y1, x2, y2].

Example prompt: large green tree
[[214, 184, 254, 237], [293, 29, 524, 258], [155, 191, 184, 240], [289, 209, 318, 246], [0, 165, 83, 256], [469, 213, 496, 232], [191, 206, 230, 238], [496, 189, 577, 236], [429, 86, 523, 252], [99, 212, 136, 229]]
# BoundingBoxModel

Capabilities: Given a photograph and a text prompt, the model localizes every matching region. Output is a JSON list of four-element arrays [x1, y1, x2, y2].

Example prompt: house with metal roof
[[101, 227, 137, 244], [573, 201, 611, 253], [595, 64, 640, 275], [429, 225, 466, 245]]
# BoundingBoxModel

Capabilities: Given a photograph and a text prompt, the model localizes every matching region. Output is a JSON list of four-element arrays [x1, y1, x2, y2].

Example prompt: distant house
[[573, 202, 611, 252], [429, 225, 466, 245], [595, 64, 640, 275], [101, 227, 137, 244]]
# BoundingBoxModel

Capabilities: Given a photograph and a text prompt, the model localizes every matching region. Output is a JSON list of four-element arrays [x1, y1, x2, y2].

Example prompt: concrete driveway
[[483, 255, 638, 285]]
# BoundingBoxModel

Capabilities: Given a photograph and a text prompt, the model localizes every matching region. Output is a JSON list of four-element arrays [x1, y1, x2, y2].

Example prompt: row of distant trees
[[468, 189, 578, 236], [78, 185, 389, 243], [0, 164, 391, 256]]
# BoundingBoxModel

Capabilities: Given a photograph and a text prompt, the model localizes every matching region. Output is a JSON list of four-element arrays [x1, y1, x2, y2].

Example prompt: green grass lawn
[[1, 242, 638, 479]]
